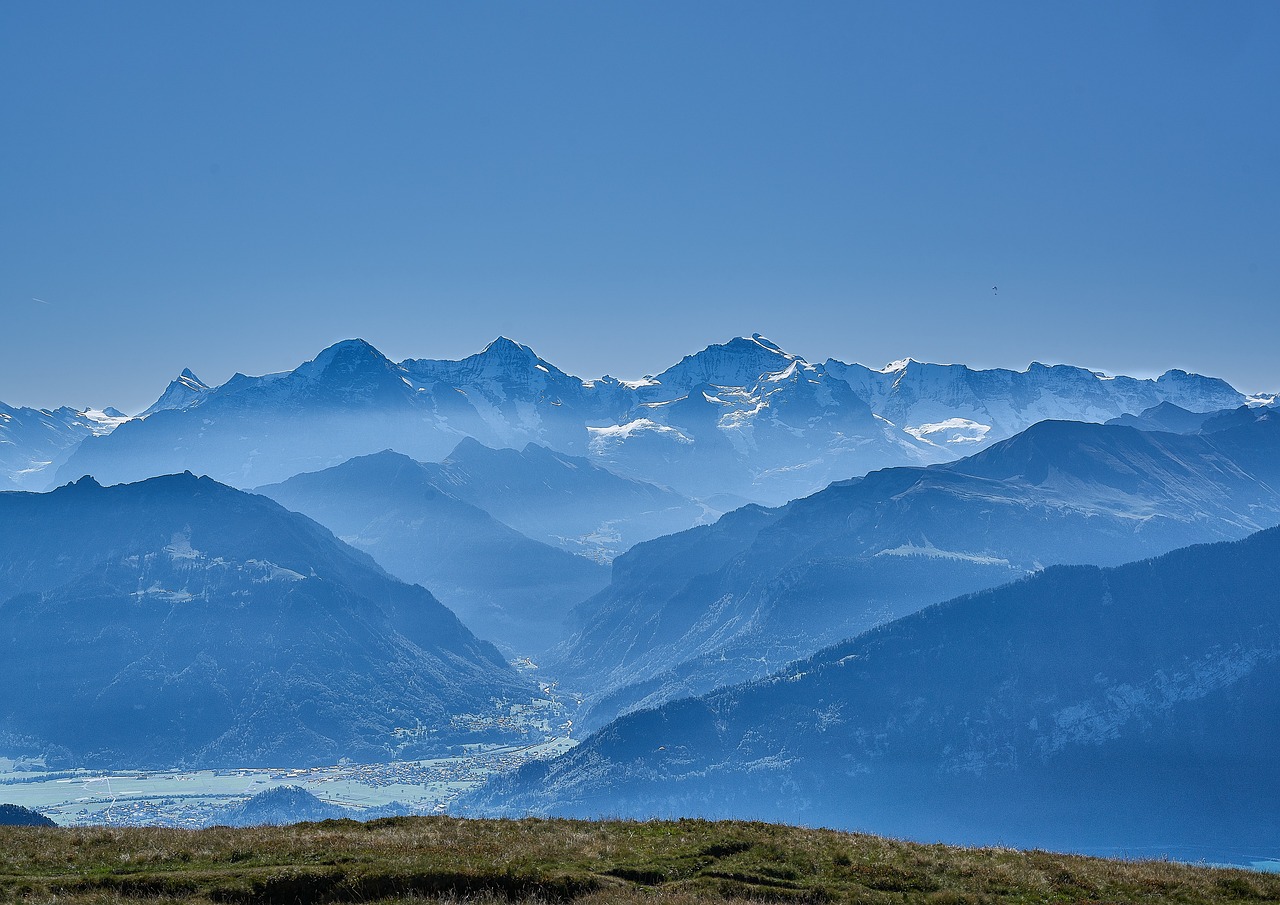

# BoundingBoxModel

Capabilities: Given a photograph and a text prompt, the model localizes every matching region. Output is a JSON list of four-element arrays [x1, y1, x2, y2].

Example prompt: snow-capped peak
[[747, 333, 786, 353], [878, 358, 917, 373], [141, 367, 213, 417], [481, 336, 536, 357], [651, 334, 804, 395], [300, 338, 392, 377], [449, 336, 575, 384], [78, 408, 130, 432]]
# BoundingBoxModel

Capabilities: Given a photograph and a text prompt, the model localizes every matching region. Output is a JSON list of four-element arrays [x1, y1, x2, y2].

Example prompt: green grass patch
[[0, 817, 1275, 904]]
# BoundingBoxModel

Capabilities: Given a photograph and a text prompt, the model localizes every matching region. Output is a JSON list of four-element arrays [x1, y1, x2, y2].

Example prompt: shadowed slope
[[258, 451, 610, 653], [0, 473, 531, 768]]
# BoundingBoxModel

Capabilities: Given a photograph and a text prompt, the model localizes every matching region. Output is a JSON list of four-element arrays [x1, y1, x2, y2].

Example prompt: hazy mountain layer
[[555, 414, 1280, 728], [50, 335, 1251, 504], [416, 439, 707, 560], [257, 450, 610, 654], [474, 525, 1280, 862], [0, 402, 126, 491], [1104, 401, 1220, 433], [826, 358, 1246, 449]]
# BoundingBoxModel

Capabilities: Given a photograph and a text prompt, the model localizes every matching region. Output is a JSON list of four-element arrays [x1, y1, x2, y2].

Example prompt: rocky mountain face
[[256, 450, 611, 655], [0, 473, 532, 769], [471, 525, 1280, 864], [48, 336, 1253, 505], [552, 415, 1280, 729], [140, 368, 211, 417]]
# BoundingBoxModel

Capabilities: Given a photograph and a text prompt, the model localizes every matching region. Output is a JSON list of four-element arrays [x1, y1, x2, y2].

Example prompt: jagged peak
[[721, 334, 797, 358], [470, 336, 560, 371], [176, 368, 208, 387], [309, 338, 390, 367], [652, 334, 803, 391], [481, 335, 535, 356], [291, 339, 401, 388], [445, 336, 581, 385], [141, 366, 214, 417], [747, 333, 784, 352], [878, 358, 918, 373]]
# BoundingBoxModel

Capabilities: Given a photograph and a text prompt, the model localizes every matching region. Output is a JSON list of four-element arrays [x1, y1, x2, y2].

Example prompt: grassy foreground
[[1, 817, 1277, 905]]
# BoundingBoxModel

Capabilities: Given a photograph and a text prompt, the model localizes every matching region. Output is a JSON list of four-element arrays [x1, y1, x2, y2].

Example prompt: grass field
[[2, 816, 1279, 904]]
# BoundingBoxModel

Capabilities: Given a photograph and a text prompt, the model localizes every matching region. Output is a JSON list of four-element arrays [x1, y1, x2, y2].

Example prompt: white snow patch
[[875, 540, 1011, 566], [904, 418, 992, 445], [587, 419, 693, 445], [246, 560, 307, 582], [878, 358, 915, 373]]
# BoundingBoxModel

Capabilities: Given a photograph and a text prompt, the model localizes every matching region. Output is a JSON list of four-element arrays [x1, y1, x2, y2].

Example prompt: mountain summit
[[141, 368, 211, 417], [46, 336, 1255, 501]]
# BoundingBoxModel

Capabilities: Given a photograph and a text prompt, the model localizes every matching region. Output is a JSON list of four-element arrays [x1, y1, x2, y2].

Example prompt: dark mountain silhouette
[[0, 804, 55, 826], [0, 473, 531, 769]]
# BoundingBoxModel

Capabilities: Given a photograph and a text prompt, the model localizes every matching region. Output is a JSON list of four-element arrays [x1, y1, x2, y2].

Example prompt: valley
[[2, 334, 1277, 870], [8, 7, 1280, 896], [0, 738, 576, 829]]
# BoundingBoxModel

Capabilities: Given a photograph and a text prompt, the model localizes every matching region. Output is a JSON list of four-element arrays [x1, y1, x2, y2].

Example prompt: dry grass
[[0, 817, 1276, 904]]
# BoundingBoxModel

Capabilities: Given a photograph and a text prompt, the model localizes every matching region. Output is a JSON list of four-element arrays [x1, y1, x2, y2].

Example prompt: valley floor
[[2, 816, 1279, 905], [0, 738, 575, 828]]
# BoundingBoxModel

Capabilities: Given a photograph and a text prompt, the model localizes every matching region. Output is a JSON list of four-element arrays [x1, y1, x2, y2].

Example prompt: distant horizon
[[4, 329, 1272, 417]]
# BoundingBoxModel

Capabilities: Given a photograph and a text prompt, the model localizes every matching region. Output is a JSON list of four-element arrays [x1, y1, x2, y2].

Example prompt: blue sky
[[2, 1, 1278, 412]]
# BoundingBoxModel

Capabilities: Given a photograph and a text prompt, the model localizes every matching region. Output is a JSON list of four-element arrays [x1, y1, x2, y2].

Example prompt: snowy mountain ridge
[[25, 334, 1262, 501], [0, 402, 128, 491], [824, 356, 1247, 449]]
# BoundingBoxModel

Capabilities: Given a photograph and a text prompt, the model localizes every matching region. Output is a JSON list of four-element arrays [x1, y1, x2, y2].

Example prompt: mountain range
[[256, 449, 612, 654], [471, 523, 1280, 863], [0, 473, 530, 769], [22, 335, 1256, 505], [552, 408, 1280, 729], [0, 403, 126, 491], [2, 332, 1278, 860], [408, 438, 708, 560]]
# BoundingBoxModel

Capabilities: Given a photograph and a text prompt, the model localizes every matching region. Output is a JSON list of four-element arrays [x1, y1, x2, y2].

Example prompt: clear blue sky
[[3, 1, 1278, 412]]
